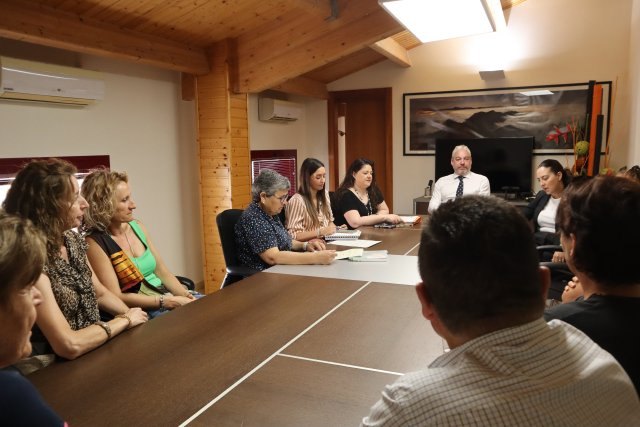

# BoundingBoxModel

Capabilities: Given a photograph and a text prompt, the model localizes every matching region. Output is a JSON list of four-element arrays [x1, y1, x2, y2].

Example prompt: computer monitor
[[434, 137, 534, 196]]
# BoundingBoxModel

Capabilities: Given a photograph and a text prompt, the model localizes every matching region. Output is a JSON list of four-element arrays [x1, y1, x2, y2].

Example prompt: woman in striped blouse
[[285, 158, 340, 241]]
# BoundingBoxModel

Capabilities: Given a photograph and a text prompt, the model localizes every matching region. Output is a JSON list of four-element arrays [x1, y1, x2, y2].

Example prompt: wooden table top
[[29, 225, 442, 427]]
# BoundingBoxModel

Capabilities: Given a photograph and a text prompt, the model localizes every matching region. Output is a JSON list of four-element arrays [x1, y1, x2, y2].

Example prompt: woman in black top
[[522, 159, 570, 261], [333, 158, 401, 229]]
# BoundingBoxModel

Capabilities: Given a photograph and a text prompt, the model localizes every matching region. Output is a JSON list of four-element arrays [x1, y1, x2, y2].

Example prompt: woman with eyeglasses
[[235, 169, 336, 271]]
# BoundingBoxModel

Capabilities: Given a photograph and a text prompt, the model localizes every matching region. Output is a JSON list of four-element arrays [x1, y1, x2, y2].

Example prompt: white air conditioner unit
[[0, 56, 105, 106], [258, 97, 301, 122]]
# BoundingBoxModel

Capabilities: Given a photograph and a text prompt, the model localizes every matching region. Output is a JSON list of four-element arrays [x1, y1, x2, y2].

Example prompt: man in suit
[[427, 144, 490, 213], [362, 195, 639, 426]]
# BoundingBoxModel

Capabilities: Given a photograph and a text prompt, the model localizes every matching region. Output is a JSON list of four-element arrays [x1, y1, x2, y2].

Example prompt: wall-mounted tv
[[435, 137, 534, 196]]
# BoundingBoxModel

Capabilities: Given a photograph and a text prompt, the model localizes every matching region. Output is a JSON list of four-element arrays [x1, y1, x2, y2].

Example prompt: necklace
[[351, 187, 372, 216], [117, 225, 139, 268]]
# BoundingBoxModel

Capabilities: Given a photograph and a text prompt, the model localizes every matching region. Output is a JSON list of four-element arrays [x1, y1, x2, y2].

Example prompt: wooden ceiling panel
[[303, 48, 387, 83], [3, 0, 528, 97]]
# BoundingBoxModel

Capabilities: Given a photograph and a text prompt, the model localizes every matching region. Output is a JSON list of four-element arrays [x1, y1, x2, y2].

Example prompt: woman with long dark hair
[[285, 158, 338, 241], [523, 159, 571, 262], [333, 158, 401, 229]]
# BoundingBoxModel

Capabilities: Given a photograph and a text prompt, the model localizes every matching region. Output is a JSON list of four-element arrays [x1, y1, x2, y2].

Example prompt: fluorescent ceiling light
[[520, 90, 554, 96], [379, 0, 506, 43]]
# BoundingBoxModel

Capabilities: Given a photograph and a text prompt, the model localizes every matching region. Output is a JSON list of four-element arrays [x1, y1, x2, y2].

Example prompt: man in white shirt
[[428, 144, 490, 213], [361, 196, 640, 427]]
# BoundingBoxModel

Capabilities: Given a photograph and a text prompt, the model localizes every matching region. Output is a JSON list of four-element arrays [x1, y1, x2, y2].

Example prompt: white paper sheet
[[328, 239, 380, 248], [335, 248, 364, 260]]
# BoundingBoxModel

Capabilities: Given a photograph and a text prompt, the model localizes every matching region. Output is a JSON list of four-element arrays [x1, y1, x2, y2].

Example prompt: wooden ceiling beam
[[234, 5, 402, 93], [291, 0, 333, 18], [270, 76, 329, 99], [0, 0, 210, 75], [370, 37, 411, 67]]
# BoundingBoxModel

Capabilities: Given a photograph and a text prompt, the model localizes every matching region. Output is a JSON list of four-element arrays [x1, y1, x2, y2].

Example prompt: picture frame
[[403, 82, 612, 156]]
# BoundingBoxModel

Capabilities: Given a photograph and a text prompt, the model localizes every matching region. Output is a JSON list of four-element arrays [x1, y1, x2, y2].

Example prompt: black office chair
[[216, 209, 259, 289], [176, 275, 195, 291], [537, 245, 572, 301]]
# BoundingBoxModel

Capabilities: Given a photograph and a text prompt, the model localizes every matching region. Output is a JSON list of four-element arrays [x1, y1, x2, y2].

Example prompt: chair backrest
[[216, 209, 244, 268], [329, 191, 338, 215]]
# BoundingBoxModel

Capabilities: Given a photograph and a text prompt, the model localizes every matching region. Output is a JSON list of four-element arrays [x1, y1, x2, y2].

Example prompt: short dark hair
[[418, 196, 542, 335], [557, 175, 640, 287], [0, 212, 46, 305]]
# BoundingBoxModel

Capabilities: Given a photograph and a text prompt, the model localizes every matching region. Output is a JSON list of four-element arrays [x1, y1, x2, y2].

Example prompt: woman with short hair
[[235, 169, 336, 271], [2, 159, 147, 370], [0, 212, 66, 425], [285, 158, 339, 241]]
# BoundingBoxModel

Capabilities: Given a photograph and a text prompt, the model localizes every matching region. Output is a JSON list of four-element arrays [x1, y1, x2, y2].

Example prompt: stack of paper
[[348, 250, 388, 262], [325, 229, 361, 240], [399, 215, 421, 225]]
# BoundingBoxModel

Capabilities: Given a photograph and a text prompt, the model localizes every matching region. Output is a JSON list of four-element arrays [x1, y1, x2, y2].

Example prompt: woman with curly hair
[[2, 159, 147, 371], [81, 169, 198, 317]]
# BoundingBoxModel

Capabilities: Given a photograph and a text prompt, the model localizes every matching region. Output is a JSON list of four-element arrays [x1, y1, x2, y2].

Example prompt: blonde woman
[[81, 169, 199, 318], [2, 159, 147, 368]]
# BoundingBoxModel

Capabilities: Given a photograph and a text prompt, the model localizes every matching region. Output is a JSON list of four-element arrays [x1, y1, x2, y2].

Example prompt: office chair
[[537, 245, 572, 301], [176, 275, 195, 291], [216, 209, 259, 289]]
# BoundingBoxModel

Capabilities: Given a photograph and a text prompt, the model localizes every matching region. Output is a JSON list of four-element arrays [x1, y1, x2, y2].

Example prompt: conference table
[[30, 223, 447, 426]]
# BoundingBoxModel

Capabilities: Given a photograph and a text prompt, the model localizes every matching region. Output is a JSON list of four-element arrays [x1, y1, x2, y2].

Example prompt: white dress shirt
[[428, 171, 490, 213], [361, 319, 640, 427]]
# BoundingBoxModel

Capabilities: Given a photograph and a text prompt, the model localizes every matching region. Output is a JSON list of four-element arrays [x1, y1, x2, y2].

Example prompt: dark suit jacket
[[522, 190, 559, 246]]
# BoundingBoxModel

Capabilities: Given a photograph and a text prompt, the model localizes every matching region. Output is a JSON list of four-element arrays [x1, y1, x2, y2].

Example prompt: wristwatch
[[95, 320, 112, 340]]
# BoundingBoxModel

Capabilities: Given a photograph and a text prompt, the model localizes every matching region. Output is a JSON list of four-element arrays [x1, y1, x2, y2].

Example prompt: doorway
[[327, 88, 393, 211]]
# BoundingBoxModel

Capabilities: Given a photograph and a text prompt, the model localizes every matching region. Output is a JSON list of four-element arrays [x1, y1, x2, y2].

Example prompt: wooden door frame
[[327, 88, 393, 209]]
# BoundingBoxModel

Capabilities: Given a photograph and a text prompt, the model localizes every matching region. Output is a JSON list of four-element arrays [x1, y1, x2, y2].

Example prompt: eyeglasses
[[270, 194, 289, 203]]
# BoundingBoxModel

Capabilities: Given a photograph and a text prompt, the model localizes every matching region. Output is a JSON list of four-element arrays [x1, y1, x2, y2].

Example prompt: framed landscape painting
[[403, 82, 611, 155]]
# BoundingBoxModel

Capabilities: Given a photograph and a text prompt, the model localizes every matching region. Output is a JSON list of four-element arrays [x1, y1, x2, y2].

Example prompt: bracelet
[[303, 242, 308, 251], [116, 313, 132, 329], [159, 294, 165, 309], [95, 321, 112, 340]]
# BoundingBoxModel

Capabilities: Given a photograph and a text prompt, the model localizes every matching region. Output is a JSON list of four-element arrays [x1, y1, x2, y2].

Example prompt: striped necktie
[[456, 175, 464, 198]]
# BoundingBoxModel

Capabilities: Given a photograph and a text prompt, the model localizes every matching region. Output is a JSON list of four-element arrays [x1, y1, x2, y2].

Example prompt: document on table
[[335, 248, 364, 260], [328, 239, 380, 248]]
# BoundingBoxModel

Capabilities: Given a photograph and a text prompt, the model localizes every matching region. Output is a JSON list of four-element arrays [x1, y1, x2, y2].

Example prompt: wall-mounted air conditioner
[[258, 97, 301, 122], [0, 56, 105, 106]]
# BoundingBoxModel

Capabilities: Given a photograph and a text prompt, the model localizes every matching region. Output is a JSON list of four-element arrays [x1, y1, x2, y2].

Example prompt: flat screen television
[[434, 137, 534, 196]]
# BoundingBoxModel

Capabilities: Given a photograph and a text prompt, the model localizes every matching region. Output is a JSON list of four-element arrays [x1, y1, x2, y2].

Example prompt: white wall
[[248, 93, 330, 187], [0, 41, 203, 283], [326, 0, 634, 213]]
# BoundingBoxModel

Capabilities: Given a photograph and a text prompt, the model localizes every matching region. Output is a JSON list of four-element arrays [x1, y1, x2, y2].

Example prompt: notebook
[[325, 229, 361, 240]]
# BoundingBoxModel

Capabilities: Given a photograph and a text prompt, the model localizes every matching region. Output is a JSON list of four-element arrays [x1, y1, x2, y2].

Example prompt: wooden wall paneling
[[197, 40, 250, 293], [0, 0, 209, 75]]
